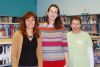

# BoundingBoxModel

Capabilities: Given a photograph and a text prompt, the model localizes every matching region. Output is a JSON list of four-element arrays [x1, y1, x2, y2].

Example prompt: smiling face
[[25, 17, 35, 29], [47, 6, 58, 22], [71, 19, 81, 32]]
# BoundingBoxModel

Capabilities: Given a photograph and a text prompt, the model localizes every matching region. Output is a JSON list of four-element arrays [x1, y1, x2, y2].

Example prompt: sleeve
[[62, 30, 68, 52], [11, 32, 19, 67], [62, 30, 69, 67], [37, 36, 43, 67], [86, 33, 94, 67]]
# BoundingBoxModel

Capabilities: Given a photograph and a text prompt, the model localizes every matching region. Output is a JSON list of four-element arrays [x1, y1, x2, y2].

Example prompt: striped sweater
[[39, 27, 68, 61]]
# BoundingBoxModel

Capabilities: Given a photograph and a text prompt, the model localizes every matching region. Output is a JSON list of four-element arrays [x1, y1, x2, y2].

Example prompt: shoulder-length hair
[[70, 16, 82, 25], [19, 11, 40, 38], [70, 16, 82, 30], [45, 4, 63, 29]]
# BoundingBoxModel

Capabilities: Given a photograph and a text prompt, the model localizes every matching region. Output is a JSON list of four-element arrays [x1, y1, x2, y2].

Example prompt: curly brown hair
[[19, 11, 40, 38]]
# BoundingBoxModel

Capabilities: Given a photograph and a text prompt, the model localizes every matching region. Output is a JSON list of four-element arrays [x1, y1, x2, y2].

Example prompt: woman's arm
[[87, 47, 94, 67], [62, 30, 68, 67], [64, 52, 68, 67], [37, 36, 43, 67], [86, 33, 94, 67], [11, 32, 19, 67]]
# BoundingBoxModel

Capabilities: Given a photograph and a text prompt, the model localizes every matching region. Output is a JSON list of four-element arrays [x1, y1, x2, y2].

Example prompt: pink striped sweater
[[39, 27, 68, 61]]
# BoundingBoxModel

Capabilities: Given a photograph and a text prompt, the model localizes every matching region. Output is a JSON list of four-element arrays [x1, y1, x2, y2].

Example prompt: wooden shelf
[[0, 22, 19, 24], [91, 36, 100, 39], [0, 38, 12, 44], [89, 32, 100, 34], [96, 48, 100, 50]]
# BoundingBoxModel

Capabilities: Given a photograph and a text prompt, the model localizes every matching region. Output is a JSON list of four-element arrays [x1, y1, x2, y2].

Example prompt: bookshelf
[[39, 14, 100, 37], [0, 16, 20, 66], [0, 23, 19, 24]]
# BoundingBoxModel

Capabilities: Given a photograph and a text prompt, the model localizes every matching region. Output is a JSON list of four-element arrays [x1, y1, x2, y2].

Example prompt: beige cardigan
[[11, 30, 43, 67]]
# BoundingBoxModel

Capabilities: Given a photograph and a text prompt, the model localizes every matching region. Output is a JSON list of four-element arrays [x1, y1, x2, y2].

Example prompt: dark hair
[[19, 11, 40, 38], [45, 4, 62, 29], [70, 16, 82, 30], [70, 16, 82, 25]]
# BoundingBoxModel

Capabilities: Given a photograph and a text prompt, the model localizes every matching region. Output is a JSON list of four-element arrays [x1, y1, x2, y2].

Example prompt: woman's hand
[[64, 64, 68, 67]]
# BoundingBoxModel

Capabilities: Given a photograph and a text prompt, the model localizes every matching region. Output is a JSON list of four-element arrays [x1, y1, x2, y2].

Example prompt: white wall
[[37, 0, 100, 17], [66, 0, 100, 15]]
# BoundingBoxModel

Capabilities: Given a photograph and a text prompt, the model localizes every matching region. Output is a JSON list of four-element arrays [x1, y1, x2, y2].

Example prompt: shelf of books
[[61, 14, 100, 36], [39, 15, 100, 37], [0, 16, 20, 66], [38, 14, 100, 37], [0, 24, 19, 38]]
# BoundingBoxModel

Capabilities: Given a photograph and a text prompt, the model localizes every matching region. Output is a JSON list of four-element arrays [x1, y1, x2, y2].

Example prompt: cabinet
[[0, 16, 20, 66]]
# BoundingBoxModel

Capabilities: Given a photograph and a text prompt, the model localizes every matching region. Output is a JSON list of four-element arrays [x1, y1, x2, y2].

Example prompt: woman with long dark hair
[[39, 4, 68, 67]]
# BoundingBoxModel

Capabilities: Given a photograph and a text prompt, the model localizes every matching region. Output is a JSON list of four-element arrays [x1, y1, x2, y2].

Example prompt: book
[[0, 44, 11, 65], [0, 28, 6, 38]]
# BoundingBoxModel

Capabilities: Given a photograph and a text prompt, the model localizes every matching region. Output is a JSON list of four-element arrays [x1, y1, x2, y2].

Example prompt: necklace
[[27, 35, 33, 38], [28, 36, 33, 38], [27, 35, 33, 41]]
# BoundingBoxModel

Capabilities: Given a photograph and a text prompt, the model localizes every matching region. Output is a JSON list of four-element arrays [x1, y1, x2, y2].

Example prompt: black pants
[[18, 66, 38, 67]]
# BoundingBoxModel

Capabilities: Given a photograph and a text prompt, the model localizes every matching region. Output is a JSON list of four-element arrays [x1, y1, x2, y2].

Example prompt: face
[[25, 17, 35, 29], [47, 6, 58, 21], [71, 19, 81, 31]]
